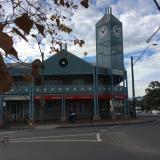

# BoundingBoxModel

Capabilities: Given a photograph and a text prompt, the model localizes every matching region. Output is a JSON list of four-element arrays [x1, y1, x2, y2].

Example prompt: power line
[[153, 0, 160, 11], [133, 44, 157, 65], [146, 0, 160, 43], [146, 27, 160, 43]]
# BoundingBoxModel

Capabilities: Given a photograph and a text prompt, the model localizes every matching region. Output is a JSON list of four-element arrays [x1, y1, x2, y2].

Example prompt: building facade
[[0, 9, 129, 122]]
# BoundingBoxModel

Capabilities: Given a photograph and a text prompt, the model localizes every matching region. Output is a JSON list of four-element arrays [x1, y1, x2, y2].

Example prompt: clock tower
[[96, 7, 124, 70]]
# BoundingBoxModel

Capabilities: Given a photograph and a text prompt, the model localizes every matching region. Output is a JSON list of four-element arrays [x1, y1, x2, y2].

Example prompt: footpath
[[1, 114, 159, 131]]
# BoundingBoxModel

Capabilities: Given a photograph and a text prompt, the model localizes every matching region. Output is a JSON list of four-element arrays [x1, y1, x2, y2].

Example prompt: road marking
[[0, 128, 101, 136], [10, 133, 96, 141], [9, 133, 102, 143], [109, 125, 120, 129], [101, 129, 107, 132], [96, 133, 102, 142], [0, 131, 27, 135], [9, 139, 98, 143]]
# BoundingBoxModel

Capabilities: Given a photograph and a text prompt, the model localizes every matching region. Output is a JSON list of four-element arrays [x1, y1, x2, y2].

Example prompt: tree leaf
[[0, 54, 13, 92], [0, 53, 7, 74], [9, 47, 18, 59], [54, 0, 58, 4], [56, 18, 60, 26], [13, 27, 28, 42], [0, 32, 13, 54], [0, 74, 13, 92], [74, 39, 85, 47], [60, 0, 65, 6], [50, 15, 57, 21], [35, 23, 46, 37], [65, 2, 70, 8], [59, 24, 72, 33], [79, 40, 85, 47], [0, 23, 5, 32], [14, 13, 33, 34], [80, 0, 89, 8]]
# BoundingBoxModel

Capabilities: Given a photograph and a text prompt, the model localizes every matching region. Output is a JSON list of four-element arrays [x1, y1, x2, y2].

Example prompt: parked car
[[152, 110, 160, 114]]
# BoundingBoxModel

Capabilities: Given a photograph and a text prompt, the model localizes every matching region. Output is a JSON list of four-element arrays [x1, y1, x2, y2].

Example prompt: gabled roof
[[8, 63, 31, 75], [96, 13, 121, 27], [42, 50, 95, 75]]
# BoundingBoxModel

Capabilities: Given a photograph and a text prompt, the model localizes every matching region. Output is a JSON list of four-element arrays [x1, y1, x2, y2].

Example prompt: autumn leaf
[[0, 54, 13, 92], [65, 2, 70, 8], [74, 39, 85, 47], [74, 39, 79, 45], [73, 5, 78, 9], [14, 13, 33, 34], [13, 27, 28, 42], [0, 23, 5, 32], [9, 47, 18, 59], [0, 74, 13, 92], [0, 53, 7, 74], [35, 23, 46, 37], [60, 0, 64, 6], [59, 24, 72, 33], [54, 0, 58, 4], [56, 18, 60, 26], [50, 15, 57, 21], [79, 40, 85, 47], [0, 32, 13, 54], [80, 0, 89, 8]]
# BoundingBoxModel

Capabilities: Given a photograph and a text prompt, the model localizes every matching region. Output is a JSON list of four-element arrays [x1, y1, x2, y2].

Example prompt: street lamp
[[131, 43, 157, 118]]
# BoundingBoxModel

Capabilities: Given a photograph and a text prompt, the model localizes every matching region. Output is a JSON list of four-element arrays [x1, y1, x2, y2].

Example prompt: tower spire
[[104, 6, 112, 15], [110, 6, 112, 14], [105, 7, 107, 14]]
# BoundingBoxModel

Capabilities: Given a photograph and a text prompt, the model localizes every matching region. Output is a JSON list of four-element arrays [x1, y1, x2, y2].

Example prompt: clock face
[[98, 26, 107, 38], [112, 25, 121, 37], [59, 58, 68, 67]]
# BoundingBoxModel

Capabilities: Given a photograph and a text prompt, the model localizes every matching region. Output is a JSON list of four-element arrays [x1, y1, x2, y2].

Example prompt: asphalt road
[[0, 119, 160, 160]]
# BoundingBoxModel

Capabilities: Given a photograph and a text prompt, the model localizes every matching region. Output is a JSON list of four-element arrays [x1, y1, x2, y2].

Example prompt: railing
[[4, 85, 127, 95]]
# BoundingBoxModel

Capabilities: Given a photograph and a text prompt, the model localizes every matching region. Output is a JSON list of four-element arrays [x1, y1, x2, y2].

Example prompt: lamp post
[[131, 43, 157, 118]]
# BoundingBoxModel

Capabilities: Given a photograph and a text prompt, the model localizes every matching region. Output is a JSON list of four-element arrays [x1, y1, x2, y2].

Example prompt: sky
[[6, 0, 160, 97], [70, 0, 160, 98]]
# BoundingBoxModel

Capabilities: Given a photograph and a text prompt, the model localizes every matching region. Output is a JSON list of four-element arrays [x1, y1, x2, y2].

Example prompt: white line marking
[[0, 131, 26, 135], [101, 129, 107, 132], [109, 125, 120, 129], [0, 128, 100, 136], [96, 133, 102, 142], [9, 139, 98, 143], [10, 133, 96, 141]]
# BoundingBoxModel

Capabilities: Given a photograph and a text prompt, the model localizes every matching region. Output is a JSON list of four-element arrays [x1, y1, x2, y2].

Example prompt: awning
[[3, 95, 29, 101]]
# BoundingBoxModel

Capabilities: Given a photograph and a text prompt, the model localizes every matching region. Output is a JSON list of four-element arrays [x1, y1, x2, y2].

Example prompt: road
[[0, 119, 160, 160]]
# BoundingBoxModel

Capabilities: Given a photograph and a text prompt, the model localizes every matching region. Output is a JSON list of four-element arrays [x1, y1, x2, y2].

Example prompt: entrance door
[[10, 103, 17, 120]]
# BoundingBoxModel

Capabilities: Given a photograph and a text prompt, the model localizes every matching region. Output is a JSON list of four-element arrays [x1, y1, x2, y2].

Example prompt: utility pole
[[0, 94, 3, 126], [130, 43, 157, 119], [32, 35, 45, 122], [131, 56, 136, 118], [40, 51, 44, 122]]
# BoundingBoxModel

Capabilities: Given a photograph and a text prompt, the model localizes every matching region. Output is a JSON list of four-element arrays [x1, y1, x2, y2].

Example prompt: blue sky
[[10, 0, 160, 97]]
